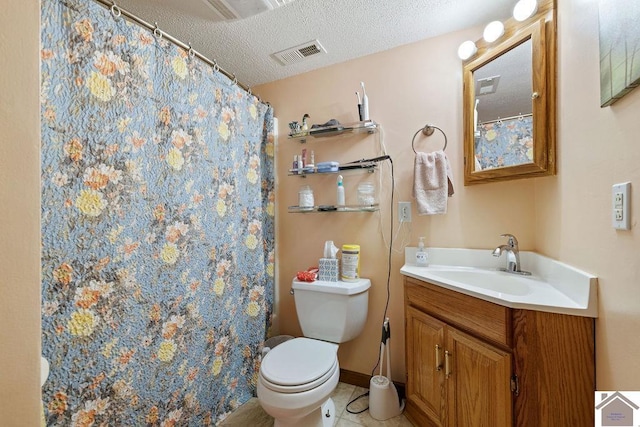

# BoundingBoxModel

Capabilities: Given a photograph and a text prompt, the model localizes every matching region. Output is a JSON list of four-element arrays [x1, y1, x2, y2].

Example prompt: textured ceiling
[[113, 0, 515, 88], [475, 38, 533, 123]]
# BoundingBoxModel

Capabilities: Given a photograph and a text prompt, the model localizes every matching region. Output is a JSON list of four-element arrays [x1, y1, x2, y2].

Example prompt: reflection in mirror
[[474, 39, 533, 171], [462, 0, 556, 186]]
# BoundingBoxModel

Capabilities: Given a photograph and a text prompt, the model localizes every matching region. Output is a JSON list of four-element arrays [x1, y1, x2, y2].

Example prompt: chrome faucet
[[492, 234, 531, 275]]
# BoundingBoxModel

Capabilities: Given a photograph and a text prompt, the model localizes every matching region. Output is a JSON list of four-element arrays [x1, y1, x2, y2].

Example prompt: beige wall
[[536, 0, 640, 389], [257, 27, 538, 381], [258, 0, 640, 388], [0, 0, 42, 424]]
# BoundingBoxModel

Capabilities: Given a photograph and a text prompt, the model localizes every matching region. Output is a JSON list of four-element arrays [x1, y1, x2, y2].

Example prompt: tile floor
[[218, 382, 413, 426]]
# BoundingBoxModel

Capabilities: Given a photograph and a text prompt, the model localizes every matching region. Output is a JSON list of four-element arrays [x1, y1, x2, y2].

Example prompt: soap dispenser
[[416, 237, 428, 266]]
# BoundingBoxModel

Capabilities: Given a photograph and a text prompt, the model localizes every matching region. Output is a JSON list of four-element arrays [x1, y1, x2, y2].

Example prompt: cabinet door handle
[[435, 344, 442, 371], [445, 350, 452, 378]]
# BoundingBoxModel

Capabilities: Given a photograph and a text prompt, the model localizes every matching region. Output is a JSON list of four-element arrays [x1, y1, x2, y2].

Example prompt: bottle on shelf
[[337, 175, 345, 210]]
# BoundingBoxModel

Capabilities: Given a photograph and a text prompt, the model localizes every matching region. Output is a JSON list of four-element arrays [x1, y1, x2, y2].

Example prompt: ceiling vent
[[272, 40, 326, 66], [202, 0, 295, 21], [476, 75, 501, 96]]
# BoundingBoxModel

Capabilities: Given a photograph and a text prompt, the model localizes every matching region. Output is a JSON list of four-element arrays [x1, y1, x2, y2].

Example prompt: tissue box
[[318, 258, 339, 282]]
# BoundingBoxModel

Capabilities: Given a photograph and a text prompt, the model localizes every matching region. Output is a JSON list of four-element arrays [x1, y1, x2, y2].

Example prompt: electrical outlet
[[612, 182, 631, 230], [615, 209, 623, 221], [399, 201, 412, 222], [614, 192, 623, 207]]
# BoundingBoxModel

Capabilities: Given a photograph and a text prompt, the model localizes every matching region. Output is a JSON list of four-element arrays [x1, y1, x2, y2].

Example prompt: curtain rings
[[153, 22, 163, 40], [187, 43, 195, 59], [110, 2, 122, 19], [212, 60, 220, 74], [247, 87, 252, 97], [230, 74, 238, 87]]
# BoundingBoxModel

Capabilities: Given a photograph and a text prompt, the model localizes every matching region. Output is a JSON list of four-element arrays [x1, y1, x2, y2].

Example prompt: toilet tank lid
[[292, 278, 371, 295]]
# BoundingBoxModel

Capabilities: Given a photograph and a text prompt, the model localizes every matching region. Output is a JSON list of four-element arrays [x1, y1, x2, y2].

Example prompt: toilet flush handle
[[290, 288, 294, 295]]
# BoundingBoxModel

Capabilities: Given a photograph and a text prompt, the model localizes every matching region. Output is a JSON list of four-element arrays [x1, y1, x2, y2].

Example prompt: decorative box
[[318, 258, 339, 282]]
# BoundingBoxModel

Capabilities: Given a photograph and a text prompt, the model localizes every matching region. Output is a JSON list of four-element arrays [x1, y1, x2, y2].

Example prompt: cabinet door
[[446, 327, 513, 427], [406, 306, 447, 427]]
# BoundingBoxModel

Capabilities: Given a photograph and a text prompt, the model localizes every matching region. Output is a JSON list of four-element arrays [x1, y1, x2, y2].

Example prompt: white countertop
[[401, 248, 598, 318]]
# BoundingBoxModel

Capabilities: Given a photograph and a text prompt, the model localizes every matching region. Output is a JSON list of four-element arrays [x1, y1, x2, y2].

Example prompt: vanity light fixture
[[458, 0, 539, 61], [513, 0, 538, 21], [457, 40, 478, 60], [483, 20, 505, 43]]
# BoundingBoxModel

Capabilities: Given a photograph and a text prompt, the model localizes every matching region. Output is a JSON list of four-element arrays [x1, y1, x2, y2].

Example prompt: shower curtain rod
[[479, 112, 532, 126], [93, 0, 266, 104]]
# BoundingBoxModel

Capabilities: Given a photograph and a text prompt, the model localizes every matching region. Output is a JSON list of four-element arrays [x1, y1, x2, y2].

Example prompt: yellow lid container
[[341, 244, 360, 281]]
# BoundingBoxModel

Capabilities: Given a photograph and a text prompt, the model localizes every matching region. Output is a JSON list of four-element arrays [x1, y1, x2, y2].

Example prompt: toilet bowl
[[257, 278, 371, 426], [257, 338, 339, 426]]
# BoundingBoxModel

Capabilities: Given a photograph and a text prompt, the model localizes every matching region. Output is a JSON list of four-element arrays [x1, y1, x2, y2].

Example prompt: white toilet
[[257, 277, 371, 426]]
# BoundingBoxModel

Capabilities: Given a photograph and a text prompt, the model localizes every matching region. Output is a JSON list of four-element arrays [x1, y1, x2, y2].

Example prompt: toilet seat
[[260, 338, 338, 393]]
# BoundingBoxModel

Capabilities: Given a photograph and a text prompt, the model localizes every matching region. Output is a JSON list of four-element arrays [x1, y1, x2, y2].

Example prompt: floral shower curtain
[[475, 115, 533, 170], [40, 0, 275, 424]]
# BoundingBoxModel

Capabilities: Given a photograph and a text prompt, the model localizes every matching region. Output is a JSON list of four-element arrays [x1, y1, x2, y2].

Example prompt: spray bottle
[[337, 175, 345, 210]]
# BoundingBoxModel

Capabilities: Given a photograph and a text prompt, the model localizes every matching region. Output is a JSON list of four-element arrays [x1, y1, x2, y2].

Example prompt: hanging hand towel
[[412, 150, 454, 215]]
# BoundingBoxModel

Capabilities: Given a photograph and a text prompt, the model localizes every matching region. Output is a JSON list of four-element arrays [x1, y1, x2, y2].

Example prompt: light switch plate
[[612, 182, 631, 230]]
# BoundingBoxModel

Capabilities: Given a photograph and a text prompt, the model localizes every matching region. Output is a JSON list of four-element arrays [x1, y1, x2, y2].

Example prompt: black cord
[[345, 390, 370, 414], [369, 156, 394, 377], [345, 156, 395, 415]]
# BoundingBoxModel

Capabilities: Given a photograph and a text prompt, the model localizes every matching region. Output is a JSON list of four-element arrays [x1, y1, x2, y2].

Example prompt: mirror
[[474, 39, 533, 170], [463, 0, 556, 185]]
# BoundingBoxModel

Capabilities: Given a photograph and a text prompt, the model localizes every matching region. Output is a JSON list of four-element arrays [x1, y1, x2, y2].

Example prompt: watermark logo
[[595, 391, 640, 427]]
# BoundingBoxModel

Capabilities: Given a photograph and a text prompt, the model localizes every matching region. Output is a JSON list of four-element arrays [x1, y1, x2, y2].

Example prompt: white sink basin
[[401, 248, 598, 317], [424, 266, 532, 296]]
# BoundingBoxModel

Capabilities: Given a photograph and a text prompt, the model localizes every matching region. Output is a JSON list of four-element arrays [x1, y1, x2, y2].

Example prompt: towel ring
[[411, 124, 448, 154]]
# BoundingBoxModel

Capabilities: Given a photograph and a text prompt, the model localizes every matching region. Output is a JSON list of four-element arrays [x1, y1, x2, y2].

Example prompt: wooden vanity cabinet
[[404, 277, 595, 427]]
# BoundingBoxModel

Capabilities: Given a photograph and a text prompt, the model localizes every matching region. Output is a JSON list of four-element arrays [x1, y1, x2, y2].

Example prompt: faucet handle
[[500, 233, 519, 248]]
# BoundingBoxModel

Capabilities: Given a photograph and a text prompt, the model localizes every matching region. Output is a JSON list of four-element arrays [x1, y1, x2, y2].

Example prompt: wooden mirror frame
[[463, 0, 556, 185]]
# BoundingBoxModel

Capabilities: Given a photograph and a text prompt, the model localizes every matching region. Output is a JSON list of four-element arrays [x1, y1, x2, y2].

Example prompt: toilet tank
[[291, 278, 370, 343]]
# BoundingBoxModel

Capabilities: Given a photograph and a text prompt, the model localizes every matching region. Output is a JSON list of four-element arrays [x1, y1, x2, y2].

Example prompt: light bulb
[[458, 41, 478, 60], [513, 0, 538, 21], [483, 21, 505, 43]]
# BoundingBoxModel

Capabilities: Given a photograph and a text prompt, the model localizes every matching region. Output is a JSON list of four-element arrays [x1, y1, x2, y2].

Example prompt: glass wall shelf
[[288, 120, 378, 142], [288, 204, 379, 213], [288, 164, 377, 177]]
